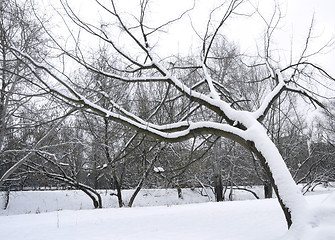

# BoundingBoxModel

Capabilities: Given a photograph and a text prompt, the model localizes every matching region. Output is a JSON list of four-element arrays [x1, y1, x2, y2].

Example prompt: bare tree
[[7, 0, 335, 229], [295, 102, 335, 191], [26, 148, 103, 208], [0, 0, 57, 188]]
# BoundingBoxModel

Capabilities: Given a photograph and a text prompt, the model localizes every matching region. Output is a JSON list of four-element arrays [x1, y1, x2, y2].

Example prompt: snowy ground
[[0, 186, 268, 215], [0, 186, 334, 240]]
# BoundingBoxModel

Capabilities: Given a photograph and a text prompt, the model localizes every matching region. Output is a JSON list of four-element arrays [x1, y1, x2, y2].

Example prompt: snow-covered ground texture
[[0, 185, 334, 240], [0, 186, 267, 215]]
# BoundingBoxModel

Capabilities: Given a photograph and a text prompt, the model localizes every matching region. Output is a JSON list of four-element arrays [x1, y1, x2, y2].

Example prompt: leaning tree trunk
[[246, 125, 307, 229]]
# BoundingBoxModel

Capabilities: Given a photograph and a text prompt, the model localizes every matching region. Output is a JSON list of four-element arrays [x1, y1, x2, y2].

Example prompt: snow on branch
[[202, 62, 220, 100], [79, 62, 169, 83], [252, 69, 286, 121], [10, 45, 250, 144], [149, 55, 242, 125]]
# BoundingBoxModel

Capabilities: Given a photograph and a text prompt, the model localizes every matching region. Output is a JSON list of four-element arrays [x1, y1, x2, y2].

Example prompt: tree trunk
[[264, 181, 273, 198], [104, 118, 123, 208], [128, 154, 158, 207], [177, 187, 183, 199], [214, 172, 224, 202], [248, 136, 306, 229], [228, 181, 234, 201], [79, 186, 101, 209], [112, 171, 123, 208], [2, 187, 10, 210], [54, 176, 102, 209]]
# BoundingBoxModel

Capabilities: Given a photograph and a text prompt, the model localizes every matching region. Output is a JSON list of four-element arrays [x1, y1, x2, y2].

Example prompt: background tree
[[296, 102, 335, 190], [0, 0, 54, 189]]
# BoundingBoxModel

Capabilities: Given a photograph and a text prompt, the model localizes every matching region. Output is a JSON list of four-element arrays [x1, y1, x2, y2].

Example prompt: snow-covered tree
[[6, 0, 335, 230]]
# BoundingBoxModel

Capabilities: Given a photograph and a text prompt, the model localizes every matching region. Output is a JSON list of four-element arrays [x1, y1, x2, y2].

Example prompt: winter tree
[[5, 0, 335, 230]]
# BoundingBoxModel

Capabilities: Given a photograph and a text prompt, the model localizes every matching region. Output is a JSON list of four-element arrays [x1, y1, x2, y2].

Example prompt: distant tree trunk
[[104, 119, 123, 208], [213, 142, 224, 202], [128, 150, 160, 207], [228, 181, 234, 201], [112, 169, 123, 208], [2, 187, 10, 210], [214, 172, 224, 202], [177, 187, 183, 199], [264, 181, 273, 198], [92, 161, 99, 190]]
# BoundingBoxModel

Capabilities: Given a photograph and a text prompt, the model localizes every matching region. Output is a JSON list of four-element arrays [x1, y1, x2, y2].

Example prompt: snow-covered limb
[[12, 45, 248, 142], [252, 70, 286, 121], [202, 62, 221, 100], [14, 40, 255, 134], [105, 112, 247, 144], [149, 54, 251, 127], [13, 43, 251, 135], [252, 66, 329, 122], [11, 47, 193, 133], [10, 47, 82, 104], [96, 88, 192, 132]]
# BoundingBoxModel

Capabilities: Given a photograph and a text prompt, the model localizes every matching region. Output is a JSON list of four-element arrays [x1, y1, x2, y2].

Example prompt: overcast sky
[[45, 0, 335, 79], [148, 0, 335, 72]]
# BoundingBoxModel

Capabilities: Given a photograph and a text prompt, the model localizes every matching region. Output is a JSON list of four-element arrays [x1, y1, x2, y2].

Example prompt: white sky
[[147, 0, 335, 73], [44, 0, 335, 81]]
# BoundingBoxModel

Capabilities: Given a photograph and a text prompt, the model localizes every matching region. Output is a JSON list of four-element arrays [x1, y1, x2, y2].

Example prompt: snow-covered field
[[0, 188, 214, 215], [0, 186, 334, 240], [0, 186, 269, 215]]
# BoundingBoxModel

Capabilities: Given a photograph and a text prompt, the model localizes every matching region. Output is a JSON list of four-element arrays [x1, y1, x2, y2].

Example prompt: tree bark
[[214, 172, 224, 202], [2, 187, 10, 210], [248, 136, 306, 229], [177, 187, 183, 199], [112, 168, 123, 208], [264, 181, 273, 198]]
